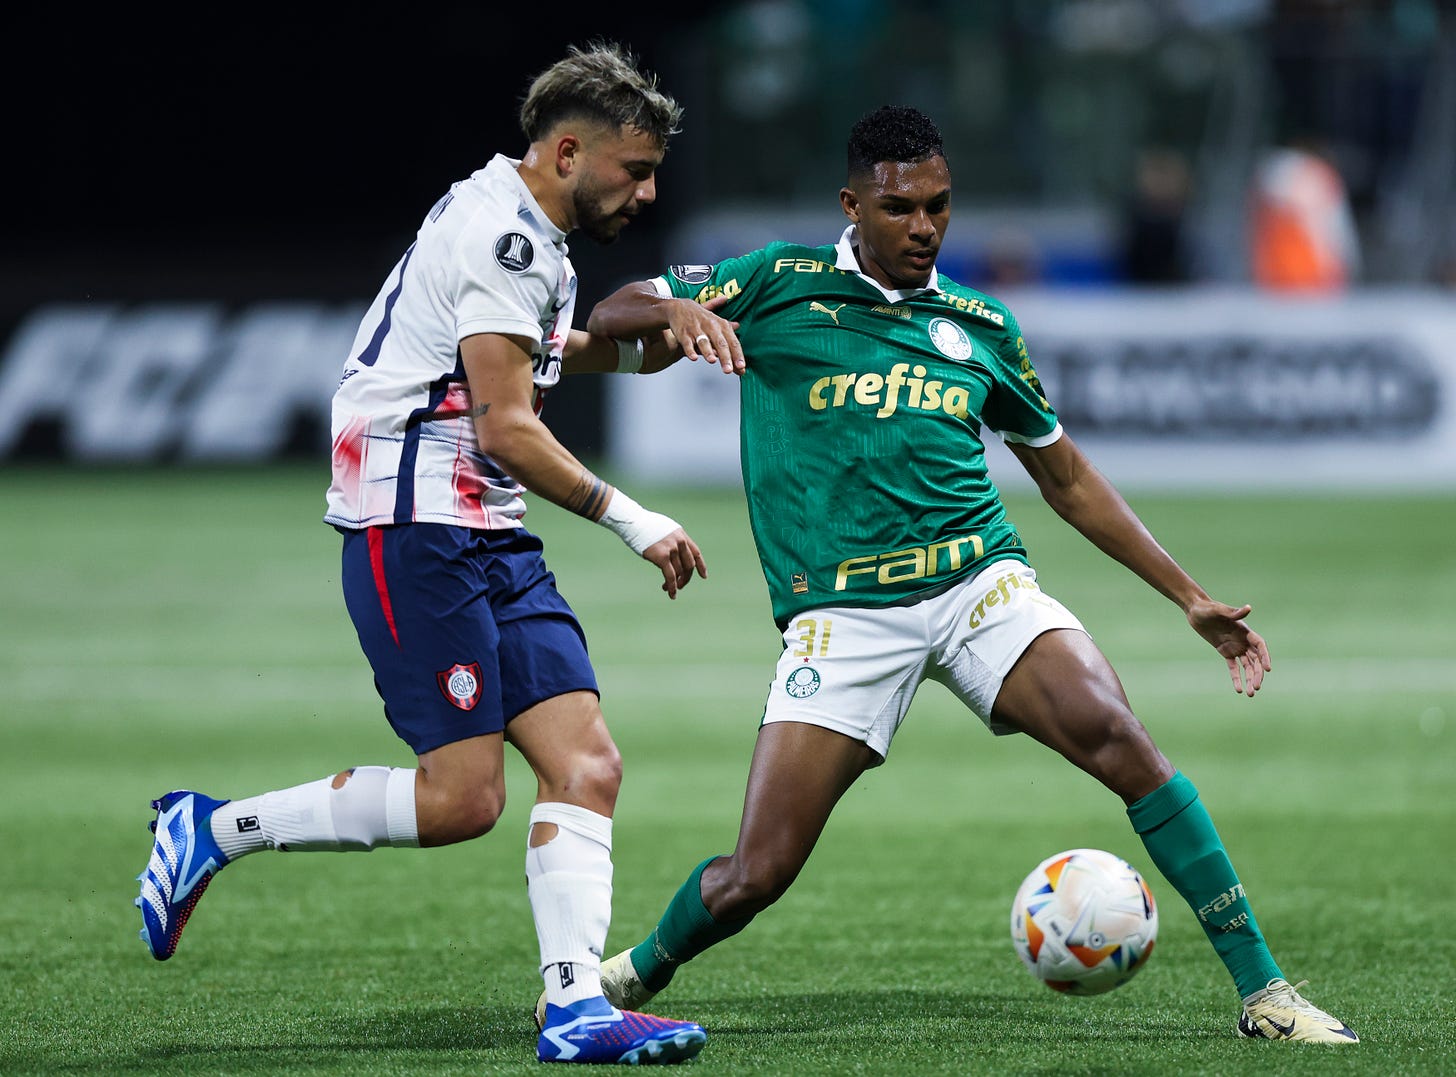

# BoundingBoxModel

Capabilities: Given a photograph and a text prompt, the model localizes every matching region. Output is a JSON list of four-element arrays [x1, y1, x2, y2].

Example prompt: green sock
[[1127, 771, 1283, 999], [628, 856, 756, 992]]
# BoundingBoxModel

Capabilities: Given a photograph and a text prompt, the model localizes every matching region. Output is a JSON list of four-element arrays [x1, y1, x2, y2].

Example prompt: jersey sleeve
[[980, 306, 1061, 445], [650, 249, 769, 320], [453, 212, 553, 345]]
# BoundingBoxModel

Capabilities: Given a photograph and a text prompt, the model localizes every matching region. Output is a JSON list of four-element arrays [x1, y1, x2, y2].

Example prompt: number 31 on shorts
[[792, 618, 832, 658]]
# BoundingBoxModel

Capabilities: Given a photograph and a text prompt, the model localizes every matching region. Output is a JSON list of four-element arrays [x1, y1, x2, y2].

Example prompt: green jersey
[[657, 229, 1059, 626]]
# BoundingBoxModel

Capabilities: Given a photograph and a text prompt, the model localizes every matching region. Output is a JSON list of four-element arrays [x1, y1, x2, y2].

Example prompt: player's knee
[[552, 741, 623, 806], [438, 785, 505, 842], [584, 740, 623, 799], [1097, 707, 1146, 751], [1085, 709, 1168, 797]]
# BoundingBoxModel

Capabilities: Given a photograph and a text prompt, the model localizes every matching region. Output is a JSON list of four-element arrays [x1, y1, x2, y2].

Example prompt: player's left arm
[[1007, 433, 1271, 696]]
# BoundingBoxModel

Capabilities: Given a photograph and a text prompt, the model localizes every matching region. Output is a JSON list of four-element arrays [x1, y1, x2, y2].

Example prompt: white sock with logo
[[211, 766, 419, 859], [526, 802, 613, 1010]]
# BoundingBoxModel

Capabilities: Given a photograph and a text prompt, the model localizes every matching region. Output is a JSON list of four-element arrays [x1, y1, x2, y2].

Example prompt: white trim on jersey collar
[[834, 225, 942, 302], [486, 154, 569, 246]]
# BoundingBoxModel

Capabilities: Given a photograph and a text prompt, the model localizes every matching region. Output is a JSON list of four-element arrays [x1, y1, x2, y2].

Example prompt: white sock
[[211, 766, 419, 859], [526, 802, 613, 1009]]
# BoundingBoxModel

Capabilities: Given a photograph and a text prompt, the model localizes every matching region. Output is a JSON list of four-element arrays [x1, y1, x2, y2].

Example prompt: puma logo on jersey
[[809, 301, 846, 325]]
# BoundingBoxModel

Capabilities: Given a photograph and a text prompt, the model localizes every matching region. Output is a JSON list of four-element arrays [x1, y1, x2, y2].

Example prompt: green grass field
[[3, 465, 1453, 1075]]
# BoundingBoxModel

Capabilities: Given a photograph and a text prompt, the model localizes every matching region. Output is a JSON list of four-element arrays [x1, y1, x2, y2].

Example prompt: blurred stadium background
[[5, 0, 1455, 485]]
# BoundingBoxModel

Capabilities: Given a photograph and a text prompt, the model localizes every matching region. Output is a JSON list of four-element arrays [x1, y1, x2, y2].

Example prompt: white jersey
[[325, 154, 577, 530]]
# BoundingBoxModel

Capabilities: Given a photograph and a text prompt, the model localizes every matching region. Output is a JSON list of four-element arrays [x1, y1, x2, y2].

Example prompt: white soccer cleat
[[534, 950, 659, 1031], [1237, 978, 1359, 1044]]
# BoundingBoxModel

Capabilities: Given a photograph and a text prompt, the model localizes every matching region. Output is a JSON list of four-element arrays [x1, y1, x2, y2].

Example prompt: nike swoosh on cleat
[[1265, 1015, 1297, 1037]]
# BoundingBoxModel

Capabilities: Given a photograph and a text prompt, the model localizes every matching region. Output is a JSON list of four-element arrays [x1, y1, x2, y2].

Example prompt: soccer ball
[[1009, 848, 1158, 996]]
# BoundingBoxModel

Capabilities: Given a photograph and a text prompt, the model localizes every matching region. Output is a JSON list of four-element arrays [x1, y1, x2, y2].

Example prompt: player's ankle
[[629, 939, 678, 993]]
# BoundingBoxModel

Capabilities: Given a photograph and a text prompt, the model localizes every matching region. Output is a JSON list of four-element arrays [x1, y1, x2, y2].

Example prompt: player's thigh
[[927, 560, 1088, 734], [762, 603, 930, 763], [994, 630, 1171, 799], [340, 523, 510, 756], [506, 690, 621, 816], [992, 627, 1134, 743], [928, 561, 1168, 795]]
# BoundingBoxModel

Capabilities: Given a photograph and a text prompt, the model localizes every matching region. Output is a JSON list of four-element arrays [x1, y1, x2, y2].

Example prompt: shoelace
[[1264, 978, 1330, 1019]]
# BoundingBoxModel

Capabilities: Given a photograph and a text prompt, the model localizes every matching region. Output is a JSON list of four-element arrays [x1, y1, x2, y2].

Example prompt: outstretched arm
[[560, 328, 687, 376], [588, 282, 746, 375], [1007, 432, 1271, 696], [460, 331, 706, 598]]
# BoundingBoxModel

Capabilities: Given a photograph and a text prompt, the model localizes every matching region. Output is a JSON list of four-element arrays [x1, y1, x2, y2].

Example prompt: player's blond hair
[[519, 42, 683, 148]]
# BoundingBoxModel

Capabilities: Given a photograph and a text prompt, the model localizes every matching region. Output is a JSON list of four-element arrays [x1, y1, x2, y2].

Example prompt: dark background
[[7, 3, 1453, 462], [24, 4, 1449, 304], [8, 8, 712, 309], [7, 8, 717, 453]]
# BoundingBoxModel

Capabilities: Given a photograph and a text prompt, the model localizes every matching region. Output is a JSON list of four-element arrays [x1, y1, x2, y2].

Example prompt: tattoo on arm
[[564, 471, 611, 520]]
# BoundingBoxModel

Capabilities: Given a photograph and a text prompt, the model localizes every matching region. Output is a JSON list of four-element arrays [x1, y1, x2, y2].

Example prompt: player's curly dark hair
[[520, 41, 683, 148], [846, 105, 946, 181]]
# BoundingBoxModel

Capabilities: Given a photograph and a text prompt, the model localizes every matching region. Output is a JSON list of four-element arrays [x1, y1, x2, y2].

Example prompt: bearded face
[[572, 170, 634, 245], [568, 125, 662, 245]]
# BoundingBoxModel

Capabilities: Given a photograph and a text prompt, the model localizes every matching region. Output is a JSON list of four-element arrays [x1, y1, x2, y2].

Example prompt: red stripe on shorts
[[367, 527, 401, 647]]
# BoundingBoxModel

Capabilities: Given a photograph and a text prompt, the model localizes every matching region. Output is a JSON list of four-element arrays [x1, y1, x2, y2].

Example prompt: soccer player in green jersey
[[559, 105, 1357, 1044]]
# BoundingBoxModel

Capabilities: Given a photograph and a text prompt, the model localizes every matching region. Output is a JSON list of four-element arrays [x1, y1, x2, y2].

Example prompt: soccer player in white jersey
[[135, 43, 708, 1066]]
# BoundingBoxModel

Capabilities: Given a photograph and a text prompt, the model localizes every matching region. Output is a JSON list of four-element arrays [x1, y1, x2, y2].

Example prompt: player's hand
[[1186, 600, 1271, 697], [642, 527, 707, 599], [671, 296, 744, 375]]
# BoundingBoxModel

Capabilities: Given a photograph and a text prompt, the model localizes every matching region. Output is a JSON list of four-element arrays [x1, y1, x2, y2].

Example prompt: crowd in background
[[684, 0, 1453, 292]]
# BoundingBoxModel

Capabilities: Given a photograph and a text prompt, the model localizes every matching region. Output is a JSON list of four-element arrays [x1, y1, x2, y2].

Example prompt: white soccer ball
[[1009, 847, 1158, 996]]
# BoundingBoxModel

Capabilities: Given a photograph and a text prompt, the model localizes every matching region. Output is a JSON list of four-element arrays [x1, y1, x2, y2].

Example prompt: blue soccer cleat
[[537, 995, 707, 1065], [535, 949, 659, 1031], [135, 790, 231, 960]]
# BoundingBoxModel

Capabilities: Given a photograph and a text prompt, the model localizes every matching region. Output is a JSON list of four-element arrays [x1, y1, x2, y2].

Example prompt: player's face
[[572, 126, 664, 245], [841, 156, 951, 290]]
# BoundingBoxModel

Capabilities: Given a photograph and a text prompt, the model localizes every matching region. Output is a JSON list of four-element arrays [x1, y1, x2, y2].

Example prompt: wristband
[[597, 488, 679, 555], [614, 337, 644, 373]]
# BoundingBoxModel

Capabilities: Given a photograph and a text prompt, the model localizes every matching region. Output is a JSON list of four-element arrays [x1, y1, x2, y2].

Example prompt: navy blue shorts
[[339, 523, 598, 755]]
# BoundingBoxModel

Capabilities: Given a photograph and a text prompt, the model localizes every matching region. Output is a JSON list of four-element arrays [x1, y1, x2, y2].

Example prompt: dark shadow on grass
[[682, 986, 1222, 1044], [9, 988, 1223, 1073], [16, 1003, 541, 1073]]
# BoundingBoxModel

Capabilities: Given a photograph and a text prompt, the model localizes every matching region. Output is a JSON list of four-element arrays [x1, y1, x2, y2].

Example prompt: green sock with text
[[1128, 771, 1283, 998]]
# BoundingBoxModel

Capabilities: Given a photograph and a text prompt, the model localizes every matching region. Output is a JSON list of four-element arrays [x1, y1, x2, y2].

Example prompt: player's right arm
[[459, 330, 706, 598], [588, 282, 745, 375]]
